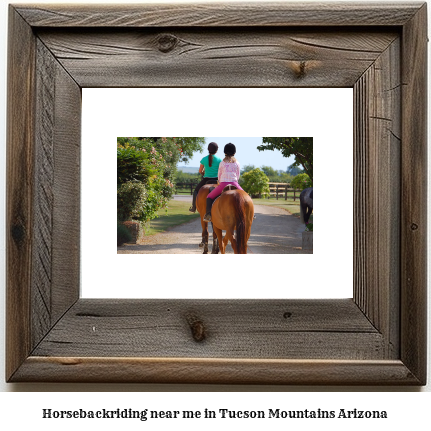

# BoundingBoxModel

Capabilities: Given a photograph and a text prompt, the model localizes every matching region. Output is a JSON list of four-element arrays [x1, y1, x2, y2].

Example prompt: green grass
[[252, 198, 301, 217], [144, 200, 200, 235], [252, 198, 313, 223], [143, 196, 311, 236], [175, 188, 195, 195]]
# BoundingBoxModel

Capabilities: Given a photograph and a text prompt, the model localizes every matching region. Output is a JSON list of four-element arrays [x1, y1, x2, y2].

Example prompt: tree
[[261, 165, 278, 178], [138, 137, 205, 164], [287, 164, 303, 177], [258, 137, 313, 180], [291, 173, 312, 191], [239, 168, 270, 198], [175, 137, 206, 163], [241, 164, 256, 174], [174, 170, 201, 183], [278, 172, 294, 183]]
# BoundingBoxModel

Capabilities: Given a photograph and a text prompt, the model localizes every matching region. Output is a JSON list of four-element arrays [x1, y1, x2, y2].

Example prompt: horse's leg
[[223, 234, 230, 253], [244, 217, 253, 254], [211, 222, 219, 254], [212, 234, 219, 254], [305, 206, 312, 224], [213, 226, 225, 254], [225, 228, 237, 254], [203, 231, 209, 254], [199, 216, 209, 254]]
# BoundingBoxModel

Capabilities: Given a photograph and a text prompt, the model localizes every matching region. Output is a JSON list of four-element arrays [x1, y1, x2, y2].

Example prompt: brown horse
[[196, 184, 220, 254], [211, 188, 254, 254]]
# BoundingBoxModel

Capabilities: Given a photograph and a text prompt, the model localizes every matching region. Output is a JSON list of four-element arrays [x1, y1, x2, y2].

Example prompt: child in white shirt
[[204, 143, 244, 222]]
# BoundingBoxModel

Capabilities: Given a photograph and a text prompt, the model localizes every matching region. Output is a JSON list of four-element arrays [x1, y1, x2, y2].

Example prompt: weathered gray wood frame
[[6, 2, 427, 384]]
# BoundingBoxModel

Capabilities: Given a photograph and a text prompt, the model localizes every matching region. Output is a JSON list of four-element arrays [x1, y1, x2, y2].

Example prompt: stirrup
[[203, 213, 212, 222]]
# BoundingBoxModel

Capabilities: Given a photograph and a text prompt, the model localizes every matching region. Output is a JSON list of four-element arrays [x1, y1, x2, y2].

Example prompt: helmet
[[224, 143, 236, 156], [208, 142, 218, 154]]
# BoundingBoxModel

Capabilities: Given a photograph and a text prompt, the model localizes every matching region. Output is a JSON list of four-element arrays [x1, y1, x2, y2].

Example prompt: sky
[[178, 137, 295, 172]]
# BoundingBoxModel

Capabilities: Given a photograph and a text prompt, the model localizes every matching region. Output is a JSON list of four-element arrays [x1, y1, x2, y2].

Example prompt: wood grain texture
[[400, 3, 428, 384], [6, 2, 427, 385], [32, 299, 383, 360], [7, 8, 82, 382], [32, 40, 56, 347], [6, 7, 36, 381], [15, 2, 423, 27], [12, 357, 420, 385], [31, 39, 81, 351], [50, 52, 81, 324], [37, 29, 398, 88], [353, 38, 401, 358]]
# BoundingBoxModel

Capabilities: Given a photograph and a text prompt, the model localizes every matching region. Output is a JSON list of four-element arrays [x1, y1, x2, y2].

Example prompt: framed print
[[81, 88, 352, 299], [6, 2, 427, 384]]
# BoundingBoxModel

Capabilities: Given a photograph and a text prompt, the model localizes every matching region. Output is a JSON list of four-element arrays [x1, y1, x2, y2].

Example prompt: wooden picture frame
[[6, 2, 427, 385]]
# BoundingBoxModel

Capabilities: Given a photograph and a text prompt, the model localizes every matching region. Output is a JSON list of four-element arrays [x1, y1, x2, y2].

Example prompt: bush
[[117, 181, 148, 221], [240, 168, 270, 198], [291, 173, 312, 190], [117, 137, 205, 224], [117, 146, 154, 185], [117, 138, 178, 222], [117, 221, 133, 246]]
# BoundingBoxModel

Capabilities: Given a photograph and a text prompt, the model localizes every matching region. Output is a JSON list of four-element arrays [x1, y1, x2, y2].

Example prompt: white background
[[0, 0, 429, 418], [81, 87, 353, 299]]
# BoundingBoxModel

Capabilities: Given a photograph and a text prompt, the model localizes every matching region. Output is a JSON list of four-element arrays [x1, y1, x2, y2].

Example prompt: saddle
[[209, 184, 239, 202], [222, 184, 238, 193], [208, 185, 256, 220], [208, 184, 238, 206]]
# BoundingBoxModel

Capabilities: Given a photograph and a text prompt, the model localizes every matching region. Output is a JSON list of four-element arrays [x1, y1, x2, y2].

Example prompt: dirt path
[[118, 199, 311, 254]]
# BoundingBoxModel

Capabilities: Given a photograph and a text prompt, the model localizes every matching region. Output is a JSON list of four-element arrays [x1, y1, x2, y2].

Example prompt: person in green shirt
[[189, 142, 221, 212]]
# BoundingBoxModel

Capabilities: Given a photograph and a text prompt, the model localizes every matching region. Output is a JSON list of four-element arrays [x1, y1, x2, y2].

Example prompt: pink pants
[[207, 182, 243, 200]]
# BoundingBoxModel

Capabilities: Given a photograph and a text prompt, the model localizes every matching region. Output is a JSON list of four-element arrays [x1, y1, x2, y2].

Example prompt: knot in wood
[[157, 34, 178, 53], [411, 223, 419, 231], [186, 314, 206, 342], [11, 222, 26, 246], [294, 61, 307, 78]]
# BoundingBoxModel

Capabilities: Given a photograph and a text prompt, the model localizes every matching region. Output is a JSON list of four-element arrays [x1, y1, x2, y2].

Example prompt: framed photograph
[[82, 89, 351, 299], [6, 2, 427, 384]]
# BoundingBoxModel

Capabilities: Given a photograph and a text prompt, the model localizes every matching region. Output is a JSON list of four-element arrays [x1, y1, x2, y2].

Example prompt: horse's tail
[[300, 188, 311, 224], [232, 193, 248, 254]]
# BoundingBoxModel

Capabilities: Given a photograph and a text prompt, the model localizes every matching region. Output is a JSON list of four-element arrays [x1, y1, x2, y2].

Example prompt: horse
[[300, 187, 313, 225], [210, 186, 254, 254], [196, 184, 220, 254]]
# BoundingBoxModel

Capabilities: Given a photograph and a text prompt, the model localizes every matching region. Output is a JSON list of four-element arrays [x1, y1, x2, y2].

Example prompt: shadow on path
[[118, 204, 310, 254]]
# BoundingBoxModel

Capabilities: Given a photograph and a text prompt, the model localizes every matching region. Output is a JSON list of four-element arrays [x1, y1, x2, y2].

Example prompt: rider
[[189, 142, 221, 213], [203, 143, 244, 222]]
